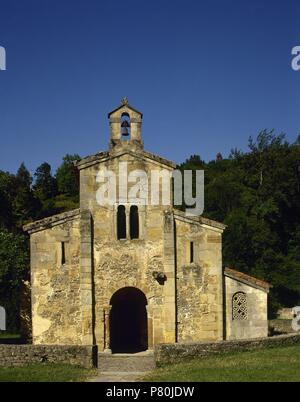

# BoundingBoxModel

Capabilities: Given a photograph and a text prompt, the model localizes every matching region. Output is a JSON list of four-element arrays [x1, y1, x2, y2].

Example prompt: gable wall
[[80, 153, 176, 350], [225, 276, 268, 340]]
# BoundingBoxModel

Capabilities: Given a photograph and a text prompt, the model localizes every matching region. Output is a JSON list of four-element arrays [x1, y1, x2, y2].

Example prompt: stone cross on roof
[[121, 97, 129, 106]]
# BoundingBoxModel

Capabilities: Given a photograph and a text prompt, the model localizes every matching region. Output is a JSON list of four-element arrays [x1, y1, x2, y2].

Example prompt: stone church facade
[[24, 100, 271, 353]]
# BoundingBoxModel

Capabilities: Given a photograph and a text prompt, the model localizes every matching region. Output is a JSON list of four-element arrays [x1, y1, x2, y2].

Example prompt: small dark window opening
[[121, 113, 131, 140], [130, 206, 139, 239], [117, 205, 127, 239], [61, 242, 66, 265], [190, 241, 194, 263]]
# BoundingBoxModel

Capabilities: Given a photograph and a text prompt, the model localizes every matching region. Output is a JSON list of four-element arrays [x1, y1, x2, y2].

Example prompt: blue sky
[[0, 0, 300, 174]]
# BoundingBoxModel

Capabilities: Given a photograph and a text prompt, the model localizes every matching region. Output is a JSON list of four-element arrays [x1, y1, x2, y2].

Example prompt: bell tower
[[108, 98, 144, 152]]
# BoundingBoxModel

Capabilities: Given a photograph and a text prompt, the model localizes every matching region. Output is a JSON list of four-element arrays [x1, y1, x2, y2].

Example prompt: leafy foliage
[[33, 162, 57, 201], [56, 154, 80, 198], [0, 229, 29, 332], [180, 130, 300, 315], [0, 154, 80, 331]]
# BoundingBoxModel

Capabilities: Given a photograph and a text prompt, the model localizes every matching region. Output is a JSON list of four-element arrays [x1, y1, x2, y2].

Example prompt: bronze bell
[[121, 120, 130, 136]]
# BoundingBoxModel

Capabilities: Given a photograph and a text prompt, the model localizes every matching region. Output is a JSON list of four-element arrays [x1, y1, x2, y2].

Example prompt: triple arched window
[[117, 205, 139, 240], [232, 292, 248, 321]]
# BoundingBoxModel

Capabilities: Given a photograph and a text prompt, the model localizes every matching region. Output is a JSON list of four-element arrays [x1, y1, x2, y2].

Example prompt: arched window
[[130, 206, 139, 239], [121, 113, 131, 140], [117, 205, 126, 239], [232, 292, 248, 320]]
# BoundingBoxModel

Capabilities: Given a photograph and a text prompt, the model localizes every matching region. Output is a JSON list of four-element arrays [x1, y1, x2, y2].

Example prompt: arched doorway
[[110, 287, 148, 353]]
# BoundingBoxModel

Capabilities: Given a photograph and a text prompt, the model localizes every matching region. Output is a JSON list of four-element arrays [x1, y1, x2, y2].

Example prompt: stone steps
[[98, 352, 156, 373]]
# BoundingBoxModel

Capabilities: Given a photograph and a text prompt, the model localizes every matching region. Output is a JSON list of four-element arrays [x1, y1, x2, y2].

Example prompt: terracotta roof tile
[[224, 267, 272, 291]]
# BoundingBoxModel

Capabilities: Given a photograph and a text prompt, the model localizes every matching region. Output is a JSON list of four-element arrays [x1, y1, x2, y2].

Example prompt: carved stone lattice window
[[232, 292, 248, 320]]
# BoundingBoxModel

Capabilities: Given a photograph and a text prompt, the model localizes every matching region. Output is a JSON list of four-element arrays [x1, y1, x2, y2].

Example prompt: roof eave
[[174, 209, 227, 231], [75, 149, 176, 171], [224, 267, 272, 292], [108, 104, 143, 118], [23, 209, 80, 234]]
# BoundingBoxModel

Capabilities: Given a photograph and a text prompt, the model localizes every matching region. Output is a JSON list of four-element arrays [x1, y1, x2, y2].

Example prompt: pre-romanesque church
[[24, 100, 270, 353]]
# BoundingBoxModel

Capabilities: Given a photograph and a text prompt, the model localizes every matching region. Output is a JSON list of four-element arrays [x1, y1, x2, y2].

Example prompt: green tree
[[33, 162, 57, 201], [179, 130, 300, 313], [56, 154, 80, 197], [0, 171, 15, 229], [0, 229, 29, 332], [13, 163, 40, 227]]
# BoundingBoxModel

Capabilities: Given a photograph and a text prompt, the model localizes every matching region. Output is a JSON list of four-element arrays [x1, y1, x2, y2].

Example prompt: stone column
[[146, 305, 153, 349], [162, 210, 177, 343], [110, 117, 121, 140], [130, 117, 142, 141], [126, 205, 130, 240], [103, 306, 112, 354], [207, 231, 224, 341], [80, 210, 94, 345]]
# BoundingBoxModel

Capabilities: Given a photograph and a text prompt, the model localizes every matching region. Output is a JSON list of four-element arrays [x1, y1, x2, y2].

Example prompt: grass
[[0, 363, 97, 382], [0, 332, 21, 344], [0, 332, 20, 340], [143, 345, 300, 382]]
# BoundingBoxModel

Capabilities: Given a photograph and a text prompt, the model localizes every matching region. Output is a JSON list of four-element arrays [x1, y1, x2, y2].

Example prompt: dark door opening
[[110, 287, 148, 353]]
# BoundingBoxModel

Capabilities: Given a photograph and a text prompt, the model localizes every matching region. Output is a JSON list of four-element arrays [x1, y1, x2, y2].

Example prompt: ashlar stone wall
[[79, 151, 177, 350], [0, 345, 96, 368], [155, 333, 300, 365], [29, 212, 82, 345], [25, 101, 270, 350], [175, 213, 224, 342], [225, 276, 268, 340]]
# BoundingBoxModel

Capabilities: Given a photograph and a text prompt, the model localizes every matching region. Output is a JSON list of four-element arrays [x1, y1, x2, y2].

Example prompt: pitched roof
[[174, 209, 227, 231], [23, 209, 80, 234], [74, 151, 109, 170], [224, 267, 272, 292], [108, 102, 143, 118], [75, 149, 176, 170]]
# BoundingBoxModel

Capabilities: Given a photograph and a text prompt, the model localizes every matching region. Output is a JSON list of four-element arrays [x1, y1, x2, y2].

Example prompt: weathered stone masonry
[[24, 100, 271, 353], [155, 333, 300, 365], [0, 345, 96, 368]]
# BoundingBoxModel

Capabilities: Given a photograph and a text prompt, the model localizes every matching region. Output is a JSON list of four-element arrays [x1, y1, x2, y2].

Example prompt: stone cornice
[[108, 103, 143, 118], [173, 209, 227, 232], [75, 149, 176, 170], [23, 209, 80, 234]]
